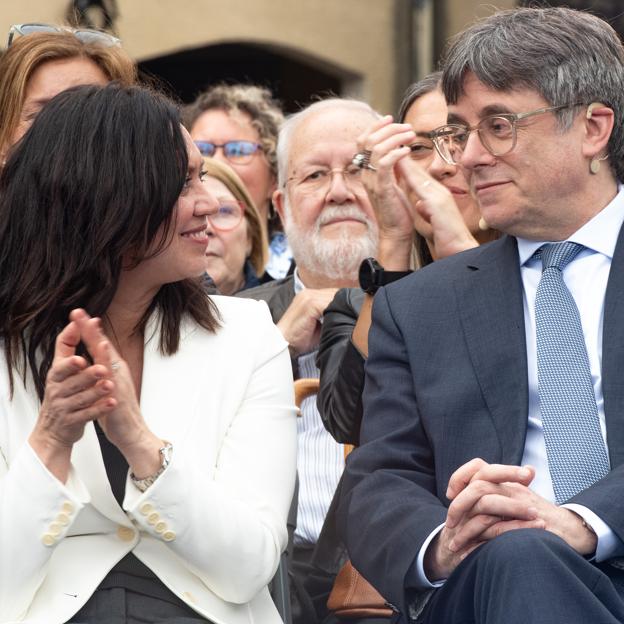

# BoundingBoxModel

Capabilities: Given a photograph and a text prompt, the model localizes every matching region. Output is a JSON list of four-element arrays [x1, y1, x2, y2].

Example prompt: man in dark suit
[[338, 7, 624, 624]]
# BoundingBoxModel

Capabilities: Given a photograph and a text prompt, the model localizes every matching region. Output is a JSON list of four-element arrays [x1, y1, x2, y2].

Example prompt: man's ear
[[273, 187, 287, 226], [582, 102, 614, 159]]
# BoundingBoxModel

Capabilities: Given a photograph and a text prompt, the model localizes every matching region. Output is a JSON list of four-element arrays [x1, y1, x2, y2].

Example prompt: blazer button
[[56, 513, 70, 526], [139, 503, 154, 516], [162, 530, 176, 542], [49, 522, 62, 536], [154, 521, 167, 534], [61, 501, 75, 515], [117, 526, 136, 542], [147, 512, 160, 525], [41, 533, 56, 547]]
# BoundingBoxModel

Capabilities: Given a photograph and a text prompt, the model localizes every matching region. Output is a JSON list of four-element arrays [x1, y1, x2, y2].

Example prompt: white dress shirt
[[416, 187, 624, 586], [293, 270, 345, 545]]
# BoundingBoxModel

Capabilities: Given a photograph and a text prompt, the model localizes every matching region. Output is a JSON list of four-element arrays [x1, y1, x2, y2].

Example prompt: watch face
[[359, 258, 383, 294]]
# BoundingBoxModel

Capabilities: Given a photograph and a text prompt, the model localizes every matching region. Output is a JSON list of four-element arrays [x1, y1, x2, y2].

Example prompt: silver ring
[[111, 360, 121, 372], [352, 150, 373, 170]]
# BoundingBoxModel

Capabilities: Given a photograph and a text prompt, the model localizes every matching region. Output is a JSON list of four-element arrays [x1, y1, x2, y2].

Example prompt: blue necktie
[[535, 242, 610, 504]]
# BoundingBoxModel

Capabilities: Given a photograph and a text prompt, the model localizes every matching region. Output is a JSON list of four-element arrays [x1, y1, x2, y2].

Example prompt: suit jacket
[[337, 231, 624, 622], [0, 296, 297, 624]]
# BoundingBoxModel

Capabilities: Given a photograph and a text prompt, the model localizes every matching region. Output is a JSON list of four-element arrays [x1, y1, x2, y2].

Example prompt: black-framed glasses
[[285, 164, 364, 195], [7, 23, 121, 48], [194, 140, 263, 165], [208, 201, 245, 231], [432, 104, 582, 165]]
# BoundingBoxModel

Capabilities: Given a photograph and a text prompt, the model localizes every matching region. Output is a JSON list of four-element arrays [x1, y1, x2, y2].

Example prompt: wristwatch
[[130, 442, 173, 492], [358, 258, 412, 295]]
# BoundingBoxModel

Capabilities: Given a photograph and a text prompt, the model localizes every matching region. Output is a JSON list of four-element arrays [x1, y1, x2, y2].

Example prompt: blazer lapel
[[602, 222, 624, 468], [454, 236, 529, 465]]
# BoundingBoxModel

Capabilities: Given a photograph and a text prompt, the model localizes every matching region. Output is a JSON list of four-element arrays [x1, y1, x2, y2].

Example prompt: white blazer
[[0, 296, 297, 624]]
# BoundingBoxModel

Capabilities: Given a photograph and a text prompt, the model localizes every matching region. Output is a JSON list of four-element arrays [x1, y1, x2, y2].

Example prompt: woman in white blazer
[[0, 83, 297, 624]]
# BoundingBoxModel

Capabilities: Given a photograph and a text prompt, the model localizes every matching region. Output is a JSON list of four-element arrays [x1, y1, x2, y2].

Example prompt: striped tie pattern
[[535, 242, 610, 504]]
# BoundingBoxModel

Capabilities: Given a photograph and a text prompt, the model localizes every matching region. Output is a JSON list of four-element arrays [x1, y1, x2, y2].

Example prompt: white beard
[[283, 200, 378, 283]]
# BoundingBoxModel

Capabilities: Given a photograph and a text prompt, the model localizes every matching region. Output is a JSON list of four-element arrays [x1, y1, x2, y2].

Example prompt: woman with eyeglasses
[[201, 158, 269, 295], [0, 24, 135, 163], [184, 84, 293, 281], [0, 83, 296, 624]]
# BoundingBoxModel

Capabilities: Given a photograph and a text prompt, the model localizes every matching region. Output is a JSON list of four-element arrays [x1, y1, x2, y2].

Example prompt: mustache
[[316, 204, 370, 228]]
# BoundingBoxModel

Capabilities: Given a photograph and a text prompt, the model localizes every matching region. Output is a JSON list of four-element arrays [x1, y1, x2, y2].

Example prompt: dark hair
[[441, 6, 624, 182], [0, 83, 220, 399], [397, 71, 443, 123], [397, 72, 444, 268]]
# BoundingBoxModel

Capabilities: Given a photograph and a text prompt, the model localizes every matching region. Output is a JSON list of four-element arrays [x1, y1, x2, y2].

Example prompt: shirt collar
[[293, 267, 305, 295], [517, 185, 624, 266]]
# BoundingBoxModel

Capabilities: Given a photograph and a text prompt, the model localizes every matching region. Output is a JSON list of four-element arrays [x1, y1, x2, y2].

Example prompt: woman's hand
[[72, 309, 163, 479], [396, 158, 479, 259], [29, 314, 116, 482], [357, 116, 416, 268]]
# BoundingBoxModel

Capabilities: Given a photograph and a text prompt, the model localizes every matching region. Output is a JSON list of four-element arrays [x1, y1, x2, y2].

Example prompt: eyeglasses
[[194, 140, 263, 165], [7, 23, 121, 48], [432, 104, 582, 165], [408, 131, 437, 161], [208, 201, 245, 231], [286, 164, 364, 195]]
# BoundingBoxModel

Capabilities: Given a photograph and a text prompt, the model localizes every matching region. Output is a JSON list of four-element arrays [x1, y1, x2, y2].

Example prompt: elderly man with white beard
[[239, 98, 380, 623]]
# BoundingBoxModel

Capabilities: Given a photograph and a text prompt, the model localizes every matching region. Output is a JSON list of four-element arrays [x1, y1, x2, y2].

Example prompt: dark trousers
[[419, 529, 624, 624], [66, 587, 211, 624]]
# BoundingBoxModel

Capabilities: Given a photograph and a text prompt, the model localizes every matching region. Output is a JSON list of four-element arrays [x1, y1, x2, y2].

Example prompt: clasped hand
[[424, 458, 598, 581], [29, 309, 152, 482]]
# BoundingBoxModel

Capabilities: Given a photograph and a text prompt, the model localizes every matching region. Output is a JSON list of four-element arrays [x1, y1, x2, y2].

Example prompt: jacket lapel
[[602, 222, 624, 468], [454, 236, 529, 465]]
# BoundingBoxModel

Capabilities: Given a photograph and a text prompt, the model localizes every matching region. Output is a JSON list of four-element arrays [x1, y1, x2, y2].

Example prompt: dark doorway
[[138, 42, 352, 113]]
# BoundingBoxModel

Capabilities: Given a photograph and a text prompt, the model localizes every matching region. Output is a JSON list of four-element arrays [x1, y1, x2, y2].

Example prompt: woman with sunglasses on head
[[0, 24, 136, 163], [202, 158, 269, 295], [0, 83, 296, 624], [184, 84, 293, 281]]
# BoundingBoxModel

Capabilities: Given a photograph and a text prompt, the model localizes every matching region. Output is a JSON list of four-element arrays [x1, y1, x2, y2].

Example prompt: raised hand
[[396, 158, 478, 259], [71, 309, 163, 479], [29, 313, 116, 482]]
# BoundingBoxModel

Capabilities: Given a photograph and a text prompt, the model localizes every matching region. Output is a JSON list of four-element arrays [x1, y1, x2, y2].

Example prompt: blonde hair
[[202, 158, 269, 276], [0, 31, 136, 156]]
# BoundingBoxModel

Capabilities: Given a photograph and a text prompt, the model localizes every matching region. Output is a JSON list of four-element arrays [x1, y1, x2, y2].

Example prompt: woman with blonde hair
[[0, 24, 136, 161], [202, 158, 269, 295]]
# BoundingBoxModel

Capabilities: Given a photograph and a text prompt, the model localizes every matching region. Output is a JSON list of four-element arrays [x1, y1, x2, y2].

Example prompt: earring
[[478, 217, 489, 231], [590, 154, 609, 175]]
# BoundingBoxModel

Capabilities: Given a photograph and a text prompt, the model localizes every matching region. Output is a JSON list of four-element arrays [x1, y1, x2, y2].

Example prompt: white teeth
[[184, 230, 207, 239]]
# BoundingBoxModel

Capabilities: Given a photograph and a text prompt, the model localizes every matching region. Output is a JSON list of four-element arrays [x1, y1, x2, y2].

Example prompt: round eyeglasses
[[7, 23, 121, 47], [194, 140, 263, 165], [432, 104, 581, 165], [285, 164, 364, 195], [208, 201, 245, 231]]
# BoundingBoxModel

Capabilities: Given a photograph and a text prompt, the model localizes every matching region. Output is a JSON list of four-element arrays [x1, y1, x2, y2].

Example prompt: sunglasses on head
[[194, 140, 263, 164], [7, 23, 121, 48]]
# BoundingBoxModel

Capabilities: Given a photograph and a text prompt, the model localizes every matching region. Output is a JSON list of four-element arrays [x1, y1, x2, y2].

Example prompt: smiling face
[[190, 108, 275, 223], [12, 56, 108, 148], [274, 106, 378, 284], [126, 129, 218, 290], [203, 176, 252, 295], [448, 72, 594, 240], [402, 88, 483, 240]]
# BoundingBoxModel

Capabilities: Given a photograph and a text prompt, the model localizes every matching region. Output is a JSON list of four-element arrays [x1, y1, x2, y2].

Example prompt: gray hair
[[276, 98, 381, 187], [441, 6, 624, 182]]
